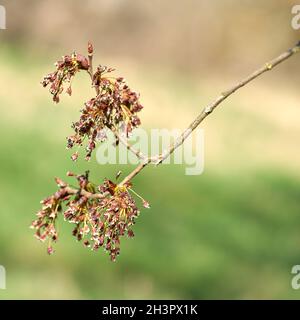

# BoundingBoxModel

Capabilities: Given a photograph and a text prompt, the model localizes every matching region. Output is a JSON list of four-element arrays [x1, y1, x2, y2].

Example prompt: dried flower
[[41, 52, 89, 103], [31, 172, 149, 261], [67, 67, 143, 160], [42, 43, 143, 161], [36, 43, 148, 262]]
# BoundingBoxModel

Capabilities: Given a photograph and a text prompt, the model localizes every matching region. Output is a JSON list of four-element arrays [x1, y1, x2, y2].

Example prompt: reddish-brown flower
[[67, 67, 143, 160], [31, 172, 149, 261], [41, 43, 143, 161], [36, 43, 148, 261], [41, 52, 89, 103]]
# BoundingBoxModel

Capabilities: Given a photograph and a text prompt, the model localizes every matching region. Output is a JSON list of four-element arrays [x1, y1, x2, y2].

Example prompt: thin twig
[[87, 49, 94, 82], [64, 186, 108, 199], [87, 44, 100, 95], [119, 41, 300, 186], [111, 127, 148, 162]]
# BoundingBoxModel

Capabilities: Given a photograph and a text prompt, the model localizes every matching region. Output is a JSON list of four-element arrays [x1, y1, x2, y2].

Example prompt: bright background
[[0, 0, 300, 299]]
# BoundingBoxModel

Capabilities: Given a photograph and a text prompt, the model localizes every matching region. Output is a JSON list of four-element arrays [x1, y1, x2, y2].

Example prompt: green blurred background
[[0, 0, 300, 299]]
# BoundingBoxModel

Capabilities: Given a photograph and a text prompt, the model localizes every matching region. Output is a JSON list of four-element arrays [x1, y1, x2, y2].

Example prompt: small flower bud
[[66, 86, 72, 96], [88, 42, 94, 55], [76, 54, 89, 70], [71, 152, 79, 161], [142, 200, 150, 209], [47, 246, 54, 255], [55, 177, 67, 188]]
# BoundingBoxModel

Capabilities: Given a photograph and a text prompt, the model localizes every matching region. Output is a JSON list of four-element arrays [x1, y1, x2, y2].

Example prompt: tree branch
[[119, 41, 300, 185], [64, 186, 108, 199]]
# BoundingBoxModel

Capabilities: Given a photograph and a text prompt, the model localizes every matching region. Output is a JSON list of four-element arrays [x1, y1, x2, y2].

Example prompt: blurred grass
[[0, 46, 300, 299]]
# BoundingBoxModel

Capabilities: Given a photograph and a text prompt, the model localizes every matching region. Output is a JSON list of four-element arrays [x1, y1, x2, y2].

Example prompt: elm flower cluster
[[31, 172, 149, 261], [41, 52, 89, 103], [67, 66, 143, 160], [36, 43, 149, 261], [41, 44, 143, 161]]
